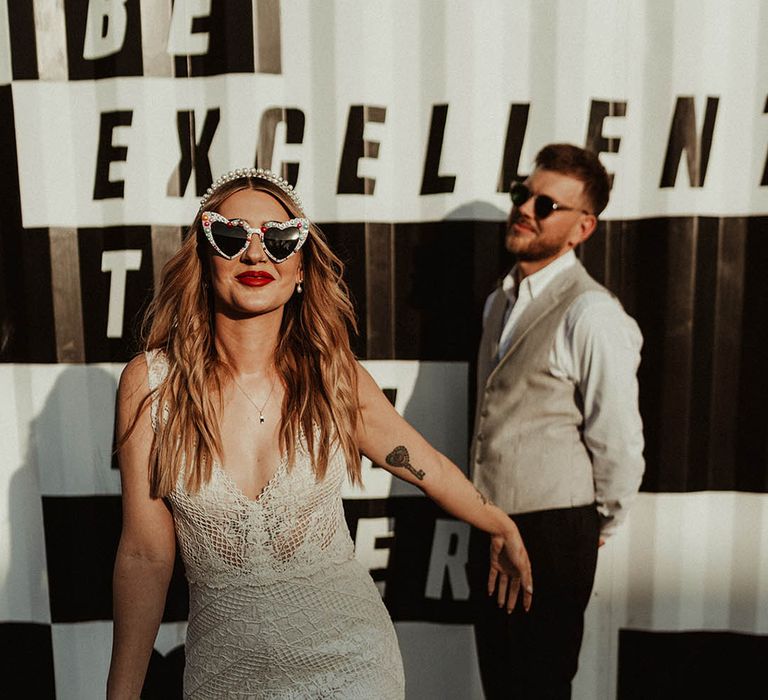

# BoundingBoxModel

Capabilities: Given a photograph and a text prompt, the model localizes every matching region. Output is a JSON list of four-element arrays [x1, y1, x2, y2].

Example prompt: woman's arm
[[107, 355, 177, 699], [355, 363, 532, 612]]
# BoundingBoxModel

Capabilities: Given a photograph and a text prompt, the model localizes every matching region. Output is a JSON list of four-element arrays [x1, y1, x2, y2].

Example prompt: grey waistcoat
[[471, 260, 606, 515]]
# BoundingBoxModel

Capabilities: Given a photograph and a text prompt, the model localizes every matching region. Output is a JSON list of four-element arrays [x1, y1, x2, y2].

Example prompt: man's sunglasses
[[509, 182, 591, 220], [201, 211, 309, 263]]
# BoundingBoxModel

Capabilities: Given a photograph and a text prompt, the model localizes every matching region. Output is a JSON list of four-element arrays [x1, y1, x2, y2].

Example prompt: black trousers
[[468, 504, 600, 700]]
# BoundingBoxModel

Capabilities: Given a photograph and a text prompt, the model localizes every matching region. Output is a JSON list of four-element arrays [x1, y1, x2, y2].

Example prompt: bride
[[106, 169, 532, 699]]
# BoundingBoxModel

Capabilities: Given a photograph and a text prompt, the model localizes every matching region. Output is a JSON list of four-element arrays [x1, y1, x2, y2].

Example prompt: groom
[[469, 143, 645, 698]]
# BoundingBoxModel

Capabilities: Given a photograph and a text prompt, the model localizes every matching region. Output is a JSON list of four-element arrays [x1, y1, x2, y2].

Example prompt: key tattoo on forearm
[[385, 445, 425, 480]]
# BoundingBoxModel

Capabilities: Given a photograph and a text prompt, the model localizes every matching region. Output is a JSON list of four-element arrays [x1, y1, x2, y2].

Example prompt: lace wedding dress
[[147, 351, 405, 699]]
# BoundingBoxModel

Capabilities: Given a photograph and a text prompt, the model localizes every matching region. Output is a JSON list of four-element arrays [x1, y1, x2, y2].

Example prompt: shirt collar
[[501, 249, 577, 303]]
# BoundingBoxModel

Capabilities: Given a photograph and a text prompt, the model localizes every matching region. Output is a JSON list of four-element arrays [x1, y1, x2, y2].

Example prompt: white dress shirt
[[483, 250, 645, 536]]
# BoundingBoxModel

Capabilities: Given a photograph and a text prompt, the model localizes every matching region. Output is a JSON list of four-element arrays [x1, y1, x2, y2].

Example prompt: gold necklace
[[232, 374, 277, 424]]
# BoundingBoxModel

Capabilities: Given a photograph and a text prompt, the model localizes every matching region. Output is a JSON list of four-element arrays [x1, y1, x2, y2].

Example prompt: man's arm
[[559, 291, 645, 539]]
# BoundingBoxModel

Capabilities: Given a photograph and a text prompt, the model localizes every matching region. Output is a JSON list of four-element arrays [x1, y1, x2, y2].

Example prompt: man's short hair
[[534, 144, 610, 216]]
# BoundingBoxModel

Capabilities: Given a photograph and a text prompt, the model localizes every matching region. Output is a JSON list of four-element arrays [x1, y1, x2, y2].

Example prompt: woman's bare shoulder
[[354, 360, 378, 397], [118, 353, 151, 405]]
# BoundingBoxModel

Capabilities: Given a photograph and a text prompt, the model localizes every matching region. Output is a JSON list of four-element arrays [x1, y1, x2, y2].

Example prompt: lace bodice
[[146, 350, 355, 588]]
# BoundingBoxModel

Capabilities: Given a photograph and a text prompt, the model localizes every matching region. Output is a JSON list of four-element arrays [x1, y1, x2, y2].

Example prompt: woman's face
[[206, 188, 303, 317]]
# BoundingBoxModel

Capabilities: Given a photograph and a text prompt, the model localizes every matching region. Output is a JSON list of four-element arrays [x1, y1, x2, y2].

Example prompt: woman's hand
[[487, 525, 533, 613]]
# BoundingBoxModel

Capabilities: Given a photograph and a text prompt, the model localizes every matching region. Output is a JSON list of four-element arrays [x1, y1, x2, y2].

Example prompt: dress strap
[[145, 349, 169, 432]]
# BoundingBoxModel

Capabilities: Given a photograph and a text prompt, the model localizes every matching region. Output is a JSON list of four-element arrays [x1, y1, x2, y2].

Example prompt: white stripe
[[139, 0, 174, 77], [32, 0, 67, 81], [0, 364, 51, 623], [0, 0, 11, 85], [22, 363, 123, 497], [577, 491, 768, 697], [756, 495, 768, 633]]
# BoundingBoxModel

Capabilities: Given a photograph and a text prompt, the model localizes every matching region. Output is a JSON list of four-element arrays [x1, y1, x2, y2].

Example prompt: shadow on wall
[[4, 363, 187, 697], [4, 364, 121, 695], [403, 196, 509, 453], [377, 199, 510, 363]]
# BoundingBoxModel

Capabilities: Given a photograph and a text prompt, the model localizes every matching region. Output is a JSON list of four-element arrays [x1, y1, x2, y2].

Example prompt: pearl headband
[[199, 168, 304, 212]]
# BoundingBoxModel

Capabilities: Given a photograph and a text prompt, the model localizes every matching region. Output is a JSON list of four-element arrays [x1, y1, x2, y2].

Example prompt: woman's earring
[[296, 281, 303, 294]]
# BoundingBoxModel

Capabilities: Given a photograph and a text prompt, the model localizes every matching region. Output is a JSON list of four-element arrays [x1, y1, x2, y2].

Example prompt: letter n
[[660, 96, 719, 188]]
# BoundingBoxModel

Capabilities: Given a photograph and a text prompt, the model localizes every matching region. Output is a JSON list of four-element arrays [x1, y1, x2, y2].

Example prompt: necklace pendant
[[232, 375, 276, 426]]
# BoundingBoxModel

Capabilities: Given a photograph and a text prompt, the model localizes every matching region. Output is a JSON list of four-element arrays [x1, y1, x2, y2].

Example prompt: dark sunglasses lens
[[263, 226, 301, 261], [533, 195, 557, 220], [510, 183, 530, 207], [210, 221, 248, 257]]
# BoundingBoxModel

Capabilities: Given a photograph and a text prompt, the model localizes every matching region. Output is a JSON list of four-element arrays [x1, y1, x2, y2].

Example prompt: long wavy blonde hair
[[138, 177, 361, 498]]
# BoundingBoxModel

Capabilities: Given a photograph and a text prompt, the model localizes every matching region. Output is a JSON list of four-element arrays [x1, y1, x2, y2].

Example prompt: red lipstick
[[236, 271, 274, 287]]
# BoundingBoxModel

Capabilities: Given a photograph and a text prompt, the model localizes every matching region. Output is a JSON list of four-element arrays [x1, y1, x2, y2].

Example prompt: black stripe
[[321, 222, 368, 357], [42, 493, 473, 624], [689, 218, 719, 489], [3, 216, 766, 493], [143, 646, 185, 700], [7, 2, 38, 80], [0, 623, 55, 698], [64, 0, 144, 80], [76, 226, 155, 362], [344, 497, 473, 624], [0, 86, 56, 362], [736, 218, 768, 491], [41, 496, 188, 623], [173, 0, 254, 77], [618, 629, 768, 698], [582, 216, 768, 494]]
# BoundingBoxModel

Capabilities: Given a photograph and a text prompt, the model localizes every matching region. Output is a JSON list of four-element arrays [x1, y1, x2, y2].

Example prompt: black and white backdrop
[[1, 1, 767, 698]]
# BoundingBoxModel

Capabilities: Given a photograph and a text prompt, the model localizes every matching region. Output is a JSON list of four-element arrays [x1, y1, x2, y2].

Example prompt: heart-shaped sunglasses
[[201, 211, 309, 263]]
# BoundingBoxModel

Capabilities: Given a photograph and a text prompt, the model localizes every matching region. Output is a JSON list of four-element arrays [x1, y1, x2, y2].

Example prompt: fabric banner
[[1, 1, 767, 698]]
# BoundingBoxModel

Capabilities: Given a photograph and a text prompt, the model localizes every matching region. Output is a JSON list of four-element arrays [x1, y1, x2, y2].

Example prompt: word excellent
[[93, 97, 768, 202]]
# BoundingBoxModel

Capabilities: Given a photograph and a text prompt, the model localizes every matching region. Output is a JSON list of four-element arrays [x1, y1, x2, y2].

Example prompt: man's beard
[[506, 216, 564, 262], [511, 240, 564, 261]]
